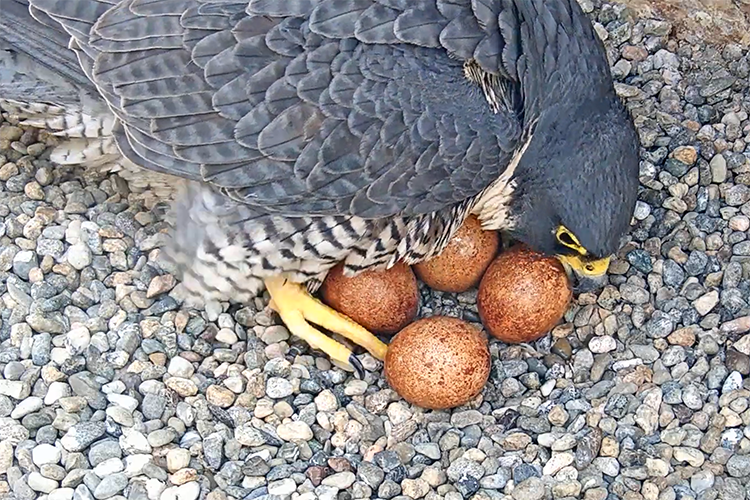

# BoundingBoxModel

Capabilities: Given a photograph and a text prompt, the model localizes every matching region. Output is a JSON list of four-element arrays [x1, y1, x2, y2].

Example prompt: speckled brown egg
[[413, 215, 500, 293], [384, 316, 490, 410], [477, 245, 572, 343], [320, 262, 419, 335]]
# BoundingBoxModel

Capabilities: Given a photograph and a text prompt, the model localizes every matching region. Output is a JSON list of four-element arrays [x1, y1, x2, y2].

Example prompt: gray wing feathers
[[93, 50, 192, 85], [116, 74, 210, 98], [439, 16, 485, 60], [392, 6, 447, 48], [257, 103, 321, 160], [27, 0, 540, 219], [353, 4, 400, 44], [94, 11, 183, 41], [121, 92, 215, 118], [0, 0, 97, 92], [130, 0, 189, 16], [309, 0, 516, 79], [29, 0, 111, 24], [308, 0, 373, 38], [115, 121, 201, 179], [510, 0, 611, 121], [192, 30, 236, 68], [247, 0, 318, 17]]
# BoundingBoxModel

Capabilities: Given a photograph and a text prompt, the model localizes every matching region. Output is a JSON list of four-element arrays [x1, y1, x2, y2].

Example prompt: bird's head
[[496, 94, 640, 292]]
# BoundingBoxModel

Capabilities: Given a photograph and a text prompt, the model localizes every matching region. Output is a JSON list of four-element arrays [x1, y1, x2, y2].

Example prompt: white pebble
[[242, 477, 266, 490], [44, 382, 70, 405], [224, 376, 245, 394], [177, 482, 201, 500], [0, 379, 28, 399], [673, 447, 705, 467], [102, 380, 126, 395], [730, 215, 750, 232], [66, 242, 92, 270], [217, 313, 234, 329], [107, 394, 139, 413], [268, 478, 297, 496], [106, 407, 134, 427], [215, 328, 238, 344], [646, 458, 669, 477], [588, 336, 616, 354], [612, 359, 642, 371], [314, 390, 338, 412], [261, 325, 290, 344], [167, 449, 191, 473], [540, 379, 556, 397], [322, 471, 356, 489], [543, 452, 574, 476], [32, 444, 61, 466], [124, 454, 152, 477], [66, 326, 91, 355], [710, 154, 727, 183], [387, 402, 412, 425], [139, 380, 164, 394], [13, 250, 35, 267], [594, 457, 620, 476], [257, 453, 277, 468], [693, 290, 720, 316], [265, 377, 293, 398], [723, 371, 744, 394], [120, 428, 152, 454], [344, 379, 368, 396], [94, 457, 125, 477], [48, 488, 75, 500], [277, 421, 313, 442], [633, 201, 651, 220], [537, 433, 557, 448], [50, 348, 70, 365], [11, 396, 43, 419], [147, 478, 166, 500], [317, 485, 339, 500], [168, 357, 194, 378], [27, 472, 58, 493], [65, 220, 81, 244]]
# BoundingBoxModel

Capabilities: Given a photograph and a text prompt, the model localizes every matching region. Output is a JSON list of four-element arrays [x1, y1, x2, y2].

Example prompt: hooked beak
[[556, 254, 611, 294]]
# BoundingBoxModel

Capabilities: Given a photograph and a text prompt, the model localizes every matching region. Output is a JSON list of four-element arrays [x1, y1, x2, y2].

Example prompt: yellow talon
[[264, 276, 388, 377]]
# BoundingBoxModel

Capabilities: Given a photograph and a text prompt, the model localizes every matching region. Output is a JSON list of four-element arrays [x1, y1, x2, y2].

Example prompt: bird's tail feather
[[0, 95, 177, 200], [0, 96, 121, 169], [0, 98, 115, 140], [0, 0, 180, 199], [0, 97, 116, 175], [0, 0, 112, 147], [0, 0, 98, 93]]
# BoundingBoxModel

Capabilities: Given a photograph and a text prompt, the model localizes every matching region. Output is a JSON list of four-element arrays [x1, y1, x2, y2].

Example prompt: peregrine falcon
[[0, 0, 640, 376]]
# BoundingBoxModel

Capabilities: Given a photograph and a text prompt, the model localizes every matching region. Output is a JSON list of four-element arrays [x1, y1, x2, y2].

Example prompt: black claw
[[349, 354, 365, 380]]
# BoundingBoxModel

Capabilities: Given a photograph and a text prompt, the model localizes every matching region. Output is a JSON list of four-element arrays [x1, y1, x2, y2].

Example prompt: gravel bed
[[1, 2, 750, 500]]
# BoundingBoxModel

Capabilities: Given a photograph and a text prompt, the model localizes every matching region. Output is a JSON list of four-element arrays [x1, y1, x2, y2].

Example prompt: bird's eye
[[558, 231, 576, 247], [585, 263, 595, 272], [555, 225, 584, 252]]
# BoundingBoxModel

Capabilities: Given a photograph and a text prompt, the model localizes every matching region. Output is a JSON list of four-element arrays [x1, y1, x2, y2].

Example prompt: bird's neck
[[511, 0, 614, 125]]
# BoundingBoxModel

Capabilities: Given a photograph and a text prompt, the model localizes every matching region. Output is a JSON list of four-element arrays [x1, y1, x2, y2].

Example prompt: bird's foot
[[264, 276, 388, 379]]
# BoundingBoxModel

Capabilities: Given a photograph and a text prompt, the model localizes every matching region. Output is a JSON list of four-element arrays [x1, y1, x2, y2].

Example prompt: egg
[[384, 316, 490, 410], [477, 245, 572, 343], [413, 215, 500, 293], [320, 261, 419, 335]]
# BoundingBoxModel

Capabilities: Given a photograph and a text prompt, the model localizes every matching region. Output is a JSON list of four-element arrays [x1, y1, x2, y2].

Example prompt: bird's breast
[[470, 133, 535, 231]]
